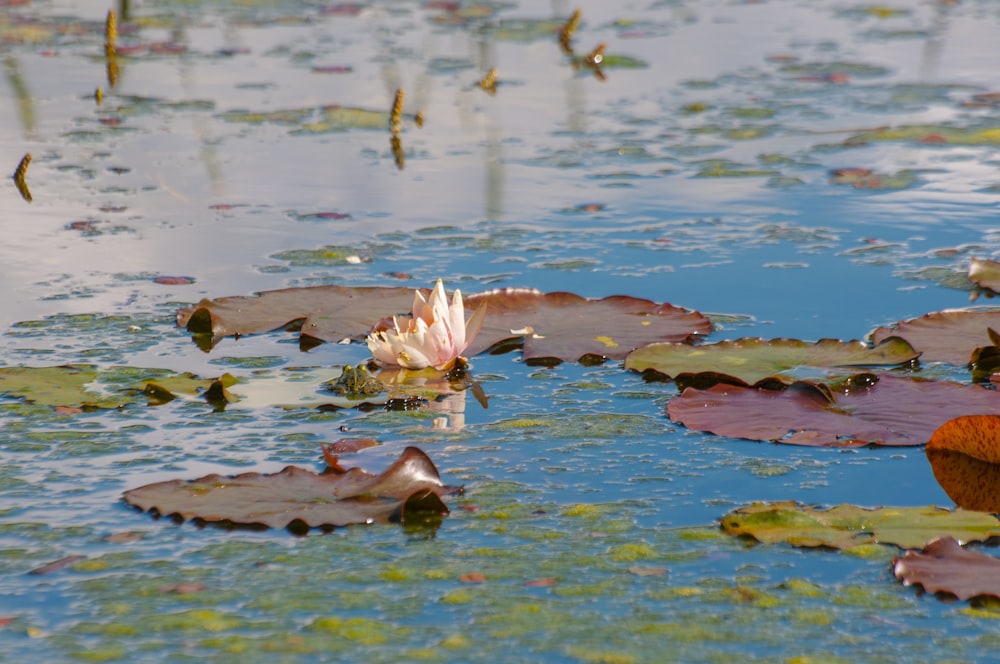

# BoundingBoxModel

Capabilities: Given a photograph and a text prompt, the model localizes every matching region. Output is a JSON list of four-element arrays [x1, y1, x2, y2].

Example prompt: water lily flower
[[367, 279, 487, 371]]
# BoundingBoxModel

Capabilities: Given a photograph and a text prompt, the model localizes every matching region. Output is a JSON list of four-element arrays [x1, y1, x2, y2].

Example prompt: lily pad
[[927, 414, 1000, 464], [871, 309, 1000, 365], [925, 415, 1000, 512], [463, 288, 711, 364], [846, 124, 1000, 147], [667, 374, 1000, 447], [624, 337, 917, 385], [123, 446, 460, 531], [177, 285, 417, 349], [968, 257, 1000, 294], [893, 536, 1000, 600], [927, 448, 1000, 513], [178, 285, 711, 363], [216, 105, 411, 133], [722, 502, 1000, 550]]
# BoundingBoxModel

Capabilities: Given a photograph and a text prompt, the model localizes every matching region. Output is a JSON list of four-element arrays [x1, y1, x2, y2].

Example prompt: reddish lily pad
[[723, 502, 1000, 550], [893, 536, 1000, 600], [667, 374, 1000, 447], [178, 285, 711, 363], [463, 288, 711, 363], [123, 446, 460, 531], [624, 337, 917, 385], [871, 309, 1000, 365]]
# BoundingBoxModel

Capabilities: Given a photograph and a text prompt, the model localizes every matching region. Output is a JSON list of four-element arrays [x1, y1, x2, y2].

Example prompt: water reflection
[[3, 57, 35, 139]]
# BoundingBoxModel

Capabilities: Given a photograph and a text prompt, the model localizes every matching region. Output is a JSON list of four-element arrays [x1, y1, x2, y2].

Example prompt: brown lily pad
[[463, 288, 711, 363], [893, 536, 1000, 600], [667, 374, 1000, 447], [178, 285, 711, 364], [624, 337, 917, 385], [176, 285, 417, 349], [723, 502, 1000, 550], [870, 309, 1000, 365], [969, 257, 1000, 294], [123, 446, 460, 532]]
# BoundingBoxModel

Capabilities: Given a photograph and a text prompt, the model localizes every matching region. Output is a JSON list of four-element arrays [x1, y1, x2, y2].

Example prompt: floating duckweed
[[146, 609, 244, 633], [70, 645, 127, 662], [440, 633, 472, 649], [440, 589, 476, 605], [647, 586, 705, 599], [608, 542, 658, 562], [779, 578, 828, 598], [379, 567, 413, 582], [789, 608, 834, 626], [564, 647, 636, 664], [308, 616, 400, 644], [833, 585, 911, 609]]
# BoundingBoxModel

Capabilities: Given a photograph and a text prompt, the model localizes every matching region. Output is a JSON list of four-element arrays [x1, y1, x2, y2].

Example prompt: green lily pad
[[846, 124, 1000, 146], [0, 365, 114, 409], [217, 105, 415, 134], [722, 502, 1000, 550], [625, 337, 917, 385]]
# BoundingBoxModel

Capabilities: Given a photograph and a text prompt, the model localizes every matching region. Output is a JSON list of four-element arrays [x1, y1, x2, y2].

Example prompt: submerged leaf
[[668, 375, 1000, 447], [722, 502, 1000, 550], [625, 337, 917, 385], [123, 447, 460, 531], [894, 536, 1000, 600]]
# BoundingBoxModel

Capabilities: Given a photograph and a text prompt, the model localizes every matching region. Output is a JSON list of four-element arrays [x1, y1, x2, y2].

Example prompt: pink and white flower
[[367, 279, 487, 371]]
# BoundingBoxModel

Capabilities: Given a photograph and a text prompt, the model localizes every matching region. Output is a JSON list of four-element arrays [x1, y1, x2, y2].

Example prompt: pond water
[[3, 0, 1000, 661]]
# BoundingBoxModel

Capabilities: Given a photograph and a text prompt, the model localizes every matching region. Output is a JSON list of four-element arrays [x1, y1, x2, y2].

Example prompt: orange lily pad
[[925, 415, 1000, 512]]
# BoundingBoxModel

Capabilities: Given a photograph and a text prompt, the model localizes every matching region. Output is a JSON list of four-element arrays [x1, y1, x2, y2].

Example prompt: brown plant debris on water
[[390, 88, 404, 136], [559, 8, 581, 54], [105, 9, 117, 58], [478, 68, 498, 96], [13, 152, 31, 203], [391, 135, 404, 170], [586, 42, 606, 66]]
